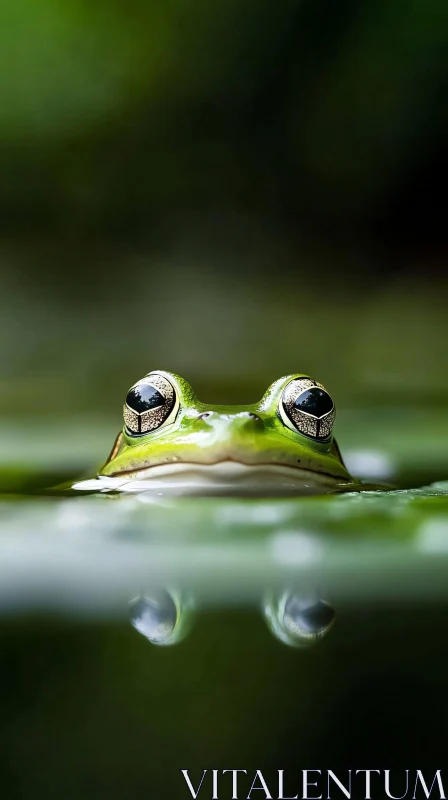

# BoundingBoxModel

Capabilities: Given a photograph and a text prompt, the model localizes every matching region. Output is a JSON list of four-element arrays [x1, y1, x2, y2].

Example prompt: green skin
[[100, 371, 361, 497]]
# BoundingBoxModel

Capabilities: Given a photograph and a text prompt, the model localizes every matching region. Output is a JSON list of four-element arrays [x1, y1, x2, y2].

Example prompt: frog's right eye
[[123, 373, 177, 435]]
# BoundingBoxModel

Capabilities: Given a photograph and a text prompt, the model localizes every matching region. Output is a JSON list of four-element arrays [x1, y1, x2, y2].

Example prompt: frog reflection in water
[[101, 370, 360, 496], [97, 370, 361, 647]]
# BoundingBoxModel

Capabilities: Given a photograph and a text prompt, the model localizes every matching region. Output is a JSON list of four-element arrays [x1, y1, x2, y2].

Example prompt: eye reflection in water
[[129, 588, 193, 646], [263, 591, 336, 647], [129, 588, 335, 647]]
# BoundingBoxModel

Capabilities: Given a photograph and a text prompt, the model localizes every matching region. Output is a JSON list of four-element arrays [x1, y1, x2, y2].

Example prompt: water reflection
[[128, 586, 335, 647], [263, 591, 335, 647], [129, 589, 193, 646], [5, 482, 448, 649]]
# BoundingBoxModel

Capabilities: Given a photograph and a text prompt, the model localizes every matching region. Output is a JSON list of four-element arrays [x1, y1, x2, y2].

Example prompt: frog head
[[99, 370, 358, 496]]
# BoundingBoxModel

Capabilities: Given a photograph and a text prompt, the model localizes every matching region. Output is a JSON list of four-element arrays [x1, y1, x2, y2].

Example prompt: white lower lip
[[74, 462, 350, 497]]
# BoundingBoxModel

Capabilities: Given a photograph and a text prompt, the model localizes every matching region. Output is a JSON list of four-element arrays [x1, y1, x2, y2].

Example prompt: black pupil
[[126, 384, 165, 413], [294, 388, 333, 418]]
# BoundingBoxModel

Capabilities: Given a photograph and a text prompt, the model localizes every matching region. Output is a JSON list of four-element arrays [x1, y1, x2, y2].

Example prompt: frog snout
[[196, 411, 214, 421], [195, 411, 263, 428], [231, 411, 263, 428]]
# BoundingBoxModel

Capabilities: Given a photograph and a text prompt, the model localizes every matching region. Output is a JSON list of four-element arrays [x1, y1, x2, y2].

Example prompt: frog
[[94, 370, 362, 496]]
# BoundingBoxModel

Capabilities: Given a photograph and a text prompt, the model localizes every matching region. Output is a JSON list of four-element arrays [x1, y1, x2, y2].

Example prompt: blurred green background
[[0, 0, 447, 420], [1, 1, 448, 797]]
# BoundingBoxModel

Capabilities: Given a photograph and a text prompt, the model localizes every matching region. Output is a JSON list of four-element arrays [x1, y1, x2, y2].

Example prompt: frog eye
[[279, 377, 335, 440], [123, 373, 177, 435]]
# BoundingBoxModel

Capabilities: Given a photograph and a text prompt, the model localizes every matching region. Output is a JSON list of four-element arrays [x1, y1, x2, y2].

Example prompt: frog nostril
[[198, 412, 212, 420], [246, 412, 261, 422]]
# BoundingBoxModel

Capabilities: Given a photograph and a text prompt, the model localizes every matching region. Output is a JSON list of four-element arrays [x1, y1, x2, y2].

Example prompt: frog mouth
[[97, 460, 354, 497]]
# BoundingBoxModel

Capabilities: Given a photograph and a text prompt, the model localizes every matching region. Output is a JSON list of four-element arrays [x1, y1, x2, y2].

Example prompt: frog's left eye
[[123, 373, 177, 435], [279, 377, 335, 440]]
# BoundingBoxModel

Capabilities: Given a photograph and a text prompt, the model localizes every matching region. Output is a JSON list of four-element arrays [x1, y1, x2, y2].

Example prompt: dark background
[[1, 607, 447, 799], [0, 0, 447, 417], [0, 0, 447, 797]]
